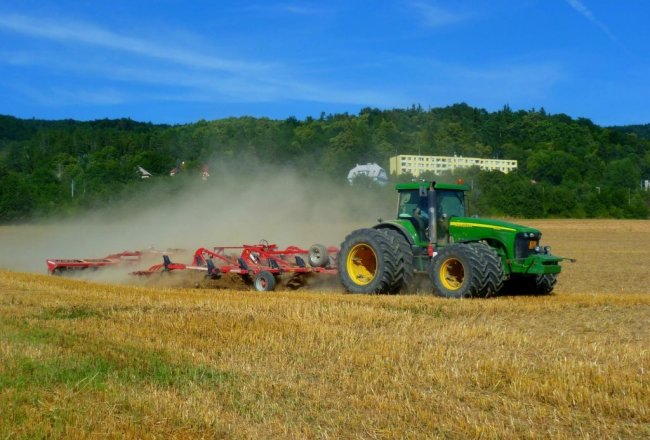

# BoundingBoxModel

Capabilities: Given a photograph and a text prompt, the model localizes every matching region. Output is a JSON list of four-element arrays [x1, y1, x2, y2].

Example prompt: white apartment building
[[389, 154, 518, 177]]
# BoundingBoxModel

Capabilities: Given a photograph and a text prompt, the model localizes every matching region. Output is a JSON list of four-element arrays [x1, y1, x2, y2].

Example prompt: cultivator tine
[[237, 257, 250, 271], [206, 259, 221, 279], [268, 258, 280, 270]]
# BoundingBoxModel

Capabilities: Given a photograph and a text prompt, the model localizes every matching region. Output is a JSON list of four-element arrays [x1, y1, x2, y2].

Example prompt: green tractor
[[338, 181, 572, 297]]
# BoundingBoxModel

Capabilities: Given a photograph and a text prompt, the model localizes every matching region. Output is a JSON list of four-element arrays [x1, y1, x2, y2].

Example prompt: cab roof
[[395, 181, 470, 191]]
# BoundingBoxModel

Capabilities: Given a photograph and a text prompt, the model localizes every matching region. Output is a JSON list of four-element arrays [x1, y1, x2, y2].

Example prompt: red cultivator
[[131, 241, 339, 291], [46, 250, 149, 275]]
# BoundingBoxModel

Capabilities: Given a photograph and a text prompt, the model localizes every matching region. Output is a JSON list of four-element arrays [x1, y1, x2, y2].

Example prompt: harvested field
[[0, 219, 649, 438]]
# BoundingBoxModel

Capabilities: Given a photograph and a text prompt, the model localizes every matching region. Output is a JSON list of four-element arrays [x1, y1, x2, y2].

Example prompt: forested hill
[[1, 104, 649, 222], [610, 123, 650, 140]]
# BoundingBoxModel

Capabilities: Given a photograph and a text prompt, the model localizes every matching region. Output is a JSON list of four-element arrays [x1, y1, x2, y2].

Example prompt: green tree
[[604, 158, 641, 189]]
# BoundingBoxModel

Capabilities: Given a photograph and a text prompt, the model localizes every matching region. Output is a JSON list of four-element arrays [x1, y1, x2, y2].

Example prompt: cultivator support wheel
[[308, 244, 329, 268], [254, 271, 276, 292]]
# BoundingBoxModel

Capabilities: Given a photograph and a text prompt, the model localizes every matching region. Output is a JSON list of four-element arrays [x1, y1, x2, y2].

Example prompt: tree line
[[1, 103, 649, 222]]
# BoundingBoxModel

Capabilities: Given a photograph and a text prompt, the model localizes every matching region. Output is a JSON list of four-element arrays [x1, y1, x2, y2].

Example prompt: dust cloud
[[0, 162, 395, 288]]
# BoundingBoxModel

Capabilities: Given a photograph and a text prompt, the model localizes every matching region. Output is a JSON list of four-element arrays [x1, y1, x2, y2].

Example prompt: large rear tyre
[[380, 229, 414, 294], [429, 243, 503, 298], [338, 228, 400, 294]]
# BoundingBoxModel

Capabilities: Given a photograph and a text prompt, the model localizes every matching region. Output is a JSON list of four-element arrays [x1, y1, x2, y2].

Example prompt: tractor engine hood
[[449, 217, 540, 242], [447, 217, 575, 275]]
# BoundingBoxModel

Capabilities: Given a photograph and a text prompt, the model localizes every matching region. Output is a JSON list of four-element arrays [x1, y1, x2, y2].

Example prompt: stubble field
[[0, 219, 649, 439]]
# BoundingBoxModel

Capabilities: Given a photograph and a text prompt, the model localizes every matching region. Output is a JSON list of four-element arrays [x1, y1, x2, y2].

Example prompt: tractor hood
[[450, 217, 539, 235], [449, 217, 540, 243]]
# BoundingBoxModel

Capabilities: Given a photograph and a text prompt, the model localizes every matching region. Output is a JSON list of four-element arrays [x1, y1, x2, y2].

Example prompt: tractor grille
[[514, 233, 540, 259]]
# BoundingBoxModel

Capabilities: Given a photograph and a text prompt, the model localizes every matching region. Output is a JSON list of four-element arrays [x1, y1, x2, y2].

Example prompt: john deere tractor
[[338, 181, 571, 297]]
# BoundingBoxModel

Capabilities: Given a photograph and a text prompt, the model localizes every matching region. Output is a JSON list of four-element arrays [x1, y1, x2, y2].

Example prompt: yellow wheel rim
[[346, 243, 377, 286], [439, 257, 465, 290]]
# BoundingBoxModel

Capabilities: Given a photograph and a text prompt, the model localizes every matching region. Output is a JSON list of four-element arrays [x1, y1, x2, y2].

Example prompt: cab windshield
[[436, 190, 466, 218], [398, 190, 428, 218], [397, 188, 466, 242], [397, 189, 466, 219]]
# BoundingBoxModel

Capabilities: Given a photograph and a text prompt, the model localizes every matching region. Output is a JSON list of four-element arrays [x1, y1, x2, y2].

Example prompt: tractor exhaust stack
[[428, 181, 437, 255]]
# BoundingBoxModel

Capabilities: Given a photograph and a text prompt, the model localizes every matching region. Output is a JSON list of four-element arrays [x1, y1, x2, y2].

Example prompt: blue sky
[[0, 0, 648, 126]]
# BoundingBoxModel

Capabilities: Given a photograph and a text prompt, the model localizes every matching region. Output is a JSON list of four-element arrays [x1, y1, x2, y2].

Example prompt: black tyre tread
[[338, 228, 400, 294], [374, 229, 404, 293], [498, 273, 557, 296], [472, 242, 505, 298], [381, 229, 415, 294], [430, 244, 484, 298], [534, 274, 557, 295]]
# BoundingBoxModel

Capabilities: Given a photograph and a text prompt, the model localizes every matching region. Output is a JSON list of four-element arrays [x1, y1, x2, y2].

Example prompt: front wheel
[[534, 274, 557, 295], [500, 274, 557, 296], [429, 243, 503, 298]]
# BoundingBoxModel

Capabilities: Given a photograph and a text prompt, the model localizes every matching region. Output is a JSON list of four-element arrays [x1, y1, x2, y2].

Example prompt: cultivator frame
[[46, 251, 146, 275], [132, 241, 338, 291], [47, 240, 339, 291]]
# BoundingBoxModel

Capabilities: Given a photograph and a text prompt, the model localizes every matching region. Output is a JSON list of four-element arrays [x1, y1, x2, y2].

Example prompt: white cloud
[[263, 3, 331, 16], [0, 12, 399, 107], [10, 82, 127, 107], [0, 13, 270, 74], [0, 9, 559, 114], [0, 33, 400, 109], [565, 0, 619, 43], [406, 1, 469, 28]]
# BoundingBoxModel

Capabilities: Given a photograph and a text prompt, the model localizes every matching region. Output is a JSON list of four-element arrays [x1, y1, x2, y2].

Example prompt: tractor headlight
[[534, 245, 541, 253], [544, 246, 552, 254]]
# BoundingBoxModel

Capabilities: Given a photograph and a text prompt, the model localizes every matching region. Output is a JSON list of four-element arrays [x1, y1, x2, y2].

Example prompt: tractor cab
[[396, 182, 468, 244]]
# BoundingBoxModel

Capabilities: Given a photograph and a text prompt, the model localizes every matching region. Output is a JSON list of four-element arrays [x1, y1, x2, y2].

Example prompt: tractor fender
[[373, 223, 414, 246], [464, 238, 510, 274]]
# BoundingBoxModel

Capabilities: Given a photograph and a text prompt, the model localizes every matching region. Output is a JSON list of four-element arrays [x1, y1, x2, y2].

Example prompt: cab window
[[398, 190, 424, 218], [436, 190, 465, 218]]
